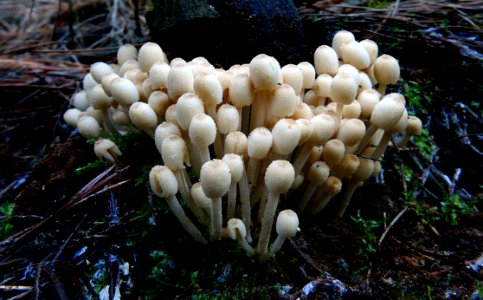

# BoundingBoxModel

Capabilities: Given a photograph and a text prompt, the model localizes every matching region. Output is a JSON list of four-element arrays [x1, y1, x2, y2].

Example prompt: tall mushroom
[[200, 159, 231, 241], [256, 160, 295, 262]]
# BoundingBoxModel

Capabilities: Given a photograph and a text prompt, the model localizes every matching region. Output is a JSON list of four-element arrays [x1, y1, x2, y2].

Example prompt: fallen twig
[[378, 207, 409, 247]]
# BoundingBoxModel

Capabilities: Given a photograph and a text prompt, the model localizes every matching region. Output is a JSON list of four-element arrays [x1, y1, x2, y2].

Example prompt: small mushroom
[[268, 210, 299, 257], [227, 218, 255, 256]]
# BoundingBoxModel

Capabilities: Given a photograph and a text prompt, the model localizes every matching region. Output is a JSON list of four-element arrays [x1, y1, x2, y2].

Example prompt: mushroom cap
[[295, 119, 313, 146], [227, 218, 247, 240], [228, 73, 255, 108], [369, 97, 405, 130], [312, 74, 332, 98], [281, 64, 304, 95], [119, 59, 140, 77], [148, 91, 171, 118], [336, 118, 366, 147], [357, 89, 380, 119], [352, 157, 375, 182], [297, 61, 316, 89], [247, 127, 273, 159], [84, 107, 104, 124], [110, 77, 140, 107], [291, 172, 305, 190], [72, 91, 89, 111], [406, 115, 423, 135], [342, 100, 362, 119], [87, 84, 112, 110], [165, 104, 180, 127], [138, 42, 166, 72], [222, 154, 244, 183], [331, 30, 356, 58], [154, 122, 181, 154], [161, 134, 189, 170], [340, 41, 371, 70], [189, 113, 217, 147], [175, 93, 205, 130], [358, 71, 372, 92], [323, 176, 343, 197], [307, 161, 330, 185], [149, 165, 178, 197], [216, 104, 240, 135], [149, 62, 170, 90], [82, 73, 97, 91], [94, 138, 122, 163], [167, 64, 194, 102], [90, 62, 113, 83], [63, 108, 82, 127], [224, 131, 248, 156], [100, 72, 120, 97], [388, 109, 409, 134], [306, 145, 323, 166], [191, 182, 211, 211], [309, 114, 336, 146], [271, 119, 301, 155], [330, 72, 358, 105], [313, 45, 339, 76], [264, 160, 295, 194], [322, 139, 346, 167], [292, 99, 314, 120], [129, 102, 158, 130], [359, 39, 379, 65], [117, 44, 138, 65], [248, 54, 281, 90], [270, 84, 297, 118], [77, 114, 101, 139], [332, 154, 360, 178], [275, 209, 299, 238], [194, 71, 223, 105], [111, 109, 130, 126], [200, 159, 231, 198], [374, 54, 400, 85]]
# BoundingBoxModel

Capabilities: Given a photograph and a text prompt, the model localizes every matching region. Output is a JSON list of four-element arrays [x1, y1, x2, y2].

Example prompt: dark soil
[[0, 0, 482, 299]]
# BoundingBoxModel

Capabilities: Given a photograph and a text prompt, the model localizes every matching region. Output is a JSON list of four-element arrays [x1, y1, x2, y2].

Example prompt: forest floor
[[0, 0, 482, 299]]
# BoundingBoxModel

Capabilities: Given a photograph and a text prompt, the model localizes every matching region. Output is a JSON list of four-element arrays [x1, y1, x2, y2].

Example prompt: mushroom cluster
[[64, 30, 422, 262]]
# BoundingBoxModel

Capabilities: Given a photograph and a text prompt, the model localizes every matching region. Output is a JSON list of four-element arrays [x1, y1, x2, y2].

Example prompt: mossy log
[[146, 0, 305, 67]]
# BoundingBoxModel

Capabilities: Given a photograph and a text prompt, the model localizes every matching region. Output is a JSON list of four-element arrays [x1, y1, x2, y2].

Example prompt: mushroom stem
[[235, 228, 255, 256], [370, 131, 392, 160], [297, 182, 318, 214], [246, 157, 261, 189], [213, 133, 223, 159], [267, 235, 285, 257], [176, 169, 208, 225], [291, 142, 313, 177], [378, 84, 387, 96], [336, 179, 358, 217], [210, 197, 223, 241], [239, 166, 252, 242], [256, 160, 294, 262], [251, 90, 268, 130], [355, 123, 378, 155], [242, 106, 251, 133], [256, 190, 279, 260], [166, 195, 208, 244], [226, 181, 237, 220]]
